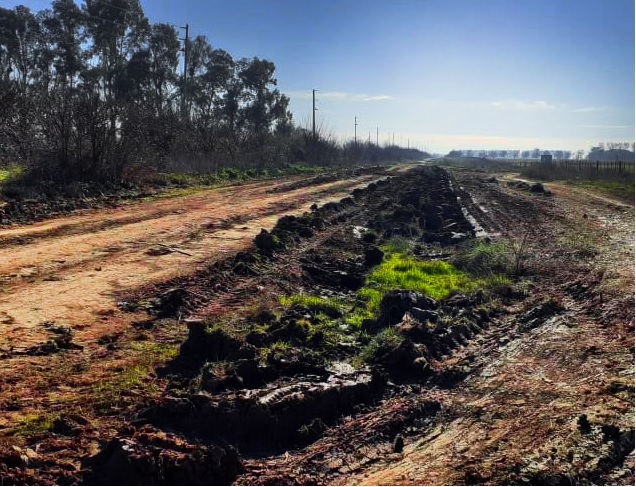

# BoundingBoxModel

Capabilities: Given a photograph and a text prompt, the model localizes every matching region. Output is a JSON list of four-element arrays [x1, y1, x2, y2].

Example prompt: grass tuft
[[279, 294, 345, 315]]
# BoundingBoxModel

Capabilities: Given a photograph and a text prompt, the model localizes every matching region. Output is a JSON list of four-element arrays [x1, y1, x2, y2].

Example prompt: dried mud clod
[[83, 425, 244, 485]]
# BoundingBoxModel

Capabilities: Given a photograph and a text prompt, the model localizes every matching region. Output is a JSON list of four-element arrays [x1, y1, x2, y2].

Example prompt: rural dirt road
[[0, 165, 632, 485], [0, 173, 385, 350]]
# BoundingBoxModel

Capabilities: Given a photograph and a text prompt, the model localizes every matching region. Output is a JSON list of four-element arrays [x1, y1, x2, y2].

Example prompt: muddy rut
[[0, 165, 632, 486]]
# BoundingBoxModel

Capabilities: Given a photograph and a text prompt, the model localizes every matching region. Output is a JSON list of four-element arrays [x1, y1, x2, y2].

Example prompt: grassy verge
[[566, 179, 634, 203], [151, 164, 330, 188]]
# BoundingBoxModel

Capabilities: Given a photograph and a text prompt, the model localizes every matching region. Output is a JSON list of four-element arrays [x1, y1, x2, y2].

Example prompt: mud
[[75, 166, 502, 482], [1, 164, 632, 486]]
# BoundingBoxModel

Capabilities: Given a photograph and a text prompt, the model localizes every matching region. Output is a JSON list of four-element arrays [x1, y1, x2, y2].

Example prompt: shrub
[[451, 240, 511, 276], [358, 327, 402, 364]]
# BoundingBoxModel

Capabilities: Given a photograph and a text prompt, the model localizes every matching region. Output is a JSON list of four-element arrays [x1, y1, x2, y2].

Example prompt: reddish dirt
[[0, 165, 633, 485], [0, 170, 388, 451], [0, 173, 384, 348]]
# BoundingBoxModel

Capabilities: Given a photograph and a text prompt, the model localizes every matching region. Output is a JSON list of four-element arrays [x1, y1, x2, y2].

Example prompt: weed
[[559, 229, 599, 259], [381, 236, 413, 255], [14, 412, 57, 436], [259, 340, 292, 362], [0, 165, 22, 184], [91, 342, 178, 413], [347, 247, 508, 328], [357, 327, 402, 365], [279, 294, 345, 317], [367, 253, 477, 301], [505, 228, 532, 275], [452, 239, 511, 276]]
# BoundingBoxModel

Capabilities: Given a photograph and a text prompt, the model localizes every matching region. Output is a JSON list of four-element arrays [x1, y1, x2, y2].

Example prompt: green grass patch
[[259, 340, 293, 362], [348, 246, 508, 328], [451, 239, 511, 276], [91, 342, 178, 413], [279, 294, 345, 316], [368, 253, 477, 301], [355, 327, 402, 366], [568, 179, 634, 203], [14, 412, 57, 436]]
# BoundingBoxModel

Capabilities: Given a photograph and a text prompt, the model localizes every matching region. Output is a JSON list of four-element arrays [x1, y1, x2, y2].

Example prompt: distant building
[[540, 154, 553, 163]]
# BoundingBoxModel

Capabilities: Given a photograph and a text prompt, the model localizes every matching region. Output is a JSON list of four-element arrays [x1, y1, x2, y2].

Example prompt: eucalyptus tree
[[80, 0, 150, 178], [0, 6, 45, 164], [238, 57, 293, 167], [34, 0, 88, 174], [115, 22, 181, 170]]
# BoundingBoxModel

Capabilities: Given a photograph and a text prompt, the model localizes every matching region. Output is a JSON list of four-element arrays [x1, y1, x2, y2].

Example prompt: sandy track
[[0, 174, 381, 348]]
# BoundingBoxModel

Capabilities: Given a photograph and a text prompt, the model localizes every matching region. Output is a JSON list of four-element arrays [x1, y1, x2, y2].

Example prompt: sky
[[5, 0, 635, 154]]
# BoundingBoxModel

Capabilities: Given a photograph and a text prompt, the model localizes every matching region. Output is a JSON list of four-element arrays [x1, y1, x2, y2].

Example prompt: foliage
[[0, 2, 426, 186], [357, 327, 402, 364], [279, 294, 345, 316], [347, 249, 500, 328], [0, 165, 22, 183], [451, 239, 511, 276]]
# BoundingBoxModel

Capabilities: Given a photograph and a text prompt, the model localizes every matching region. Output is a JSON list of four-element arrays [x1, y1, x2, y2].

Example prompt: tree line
[[447, 141, 635, 161], [0, 0, 425, 184]]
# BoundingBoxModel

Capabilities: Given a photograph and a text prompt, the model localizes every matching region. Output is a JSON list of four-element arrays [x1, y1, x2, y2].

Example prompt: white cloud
[[358, 94, 392, 102], [581, 124, 630, 129], [287, 91, 392, 102], [489, 99, 557, 111], [574, 106, 601, 113]]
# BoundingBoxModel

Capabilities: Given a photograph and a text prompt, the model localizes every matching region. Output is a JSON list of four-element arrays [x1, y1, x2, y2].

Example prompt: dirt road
[[0, 173, 384, 349], [342, 175, 635, 485], [0, 166, 632, 485]]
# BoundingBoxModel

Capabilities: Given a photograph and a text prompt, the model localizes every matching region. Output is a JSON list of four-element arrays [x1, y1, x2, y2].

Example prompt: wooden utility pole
[[354, 116, 358, 145], [376, 127, 379, 146], [180, 23, 189, 119], [312, 88, 317, 138]]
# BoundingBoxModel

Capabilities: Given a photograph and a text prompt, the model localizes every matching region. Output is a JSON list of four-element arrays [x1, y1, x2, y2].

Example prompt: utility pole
[[408, 138, 410, 150], [376, 127, 379, 146], [180, 23, 189, 119], [312, 88, 318, 139], [354, 116, 358, 145], [392, 132, 395, 146]]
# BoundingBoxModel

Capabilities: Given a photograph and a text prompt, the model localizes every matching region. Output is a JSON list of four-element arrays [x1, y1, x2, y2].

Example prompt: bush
[[451, 240, 511, 276], [358, 327, 402, 364]]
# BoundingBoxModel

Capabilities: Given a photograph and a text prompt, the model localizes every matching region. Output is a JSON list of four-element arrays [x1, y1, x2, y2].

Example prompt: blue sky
[[6, 0, 635, 153]]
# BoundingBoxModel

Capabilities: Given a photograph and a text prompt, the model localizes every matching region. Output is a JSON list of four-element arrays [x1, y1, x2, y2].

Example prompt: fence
[[510, 159, 634, 175]]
